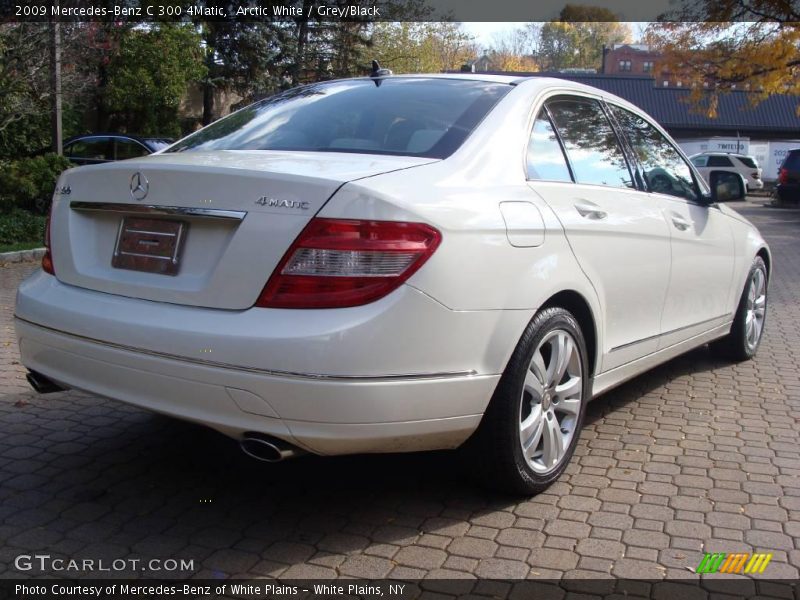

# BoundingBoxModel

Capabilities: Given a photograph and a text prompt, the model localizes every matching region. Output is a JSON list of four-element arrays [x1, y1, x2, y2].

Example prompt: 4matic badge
[[256, 197, 309, 210]]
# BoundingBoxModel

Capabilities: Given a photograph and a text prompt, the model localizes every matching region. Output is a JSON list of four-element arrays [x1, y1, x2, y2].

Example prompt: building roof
[[610, 44, 651, 52], [478, 71, 800, 136]]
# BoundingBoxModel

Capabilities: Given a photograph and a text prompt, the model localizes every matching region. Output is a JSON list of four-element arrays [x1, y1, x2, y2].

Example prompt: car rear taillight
[[752, 172, 760, 180], [256, 218, 441, 309], [41, 202, 55, 275], [779, 168, 789, 184]]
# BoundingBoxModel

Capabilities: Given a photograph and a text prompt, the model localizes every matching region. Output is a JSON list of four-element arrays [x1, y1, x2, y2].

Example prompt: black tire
[[467, 307, 590, 495], [712, 256, 768, 362]]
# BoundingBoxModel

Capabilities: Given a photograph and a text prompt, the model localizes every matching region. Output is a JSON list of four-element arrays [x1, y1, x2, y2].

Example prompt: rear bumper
[[15, 273, 527, 454], [776, 185, 800, 203]]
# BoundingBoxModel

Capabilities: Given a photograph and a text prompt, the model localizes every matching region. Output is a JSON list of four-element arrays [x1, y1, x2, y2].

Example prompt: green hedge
[[0, 209, 46, 248], [0, 153, 72, 214]]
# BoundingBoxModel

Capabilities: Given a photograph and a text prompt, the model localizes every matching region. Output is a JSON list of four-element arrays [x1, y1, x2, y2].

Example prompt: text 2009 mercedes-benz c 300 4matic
[[16, 74, 770, 494]]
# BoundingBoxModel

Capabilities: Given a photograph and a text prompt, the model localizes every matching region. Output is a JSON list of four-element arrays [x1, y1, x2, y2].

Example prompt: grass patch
[[0, 240, 43, 253]]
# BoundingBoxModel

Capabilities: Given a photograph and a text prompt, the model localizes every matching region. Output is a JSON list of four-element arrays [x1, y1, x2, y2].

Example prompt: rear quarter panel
[[318, 82, 604, 375]]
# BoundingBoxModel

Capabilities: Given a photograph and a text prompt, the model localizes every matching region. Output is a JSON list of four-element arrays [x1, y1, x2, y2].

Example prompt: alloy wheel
[[745, 268, 766, 351], [519, 329, 583, 474]]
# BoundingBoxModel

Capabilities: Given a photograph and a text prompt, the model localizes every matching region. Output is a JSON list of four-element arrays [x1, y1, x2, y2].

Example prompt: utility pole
[[50, 2, 63, 155]]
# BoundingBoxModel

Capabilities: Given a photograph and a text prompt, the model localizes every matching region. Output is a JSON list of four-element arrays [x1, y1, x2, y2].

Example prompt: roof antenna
[[370, 60, 392, 78]]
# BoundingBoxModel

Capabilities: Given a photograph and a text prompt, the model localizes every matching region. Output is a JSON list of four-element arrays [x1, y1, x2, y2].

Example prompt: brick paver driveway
[[1, 199, 798, 581]]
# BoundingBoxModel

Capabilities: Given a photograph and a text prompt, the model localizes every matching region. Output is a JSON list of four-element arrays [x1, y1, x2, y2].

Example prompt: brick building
[[602, 44, 662, 78]]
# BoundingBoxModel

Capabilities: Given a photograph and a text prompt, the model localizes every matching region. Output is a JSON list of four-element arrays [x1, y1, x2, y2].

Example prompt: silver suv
[[690, 152, 763, 192]]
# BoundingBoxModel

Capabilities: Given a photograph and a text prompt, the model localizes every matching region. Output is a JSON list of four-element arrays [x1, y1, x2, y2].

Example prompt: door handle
[[574, 202, 607, 220], [671, 215, 690, 231]]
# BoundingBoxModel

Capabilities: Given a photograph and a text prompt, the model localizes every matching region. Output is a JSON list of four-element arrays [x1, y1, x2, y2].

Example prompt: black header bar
[[0, 0, 772, 23]]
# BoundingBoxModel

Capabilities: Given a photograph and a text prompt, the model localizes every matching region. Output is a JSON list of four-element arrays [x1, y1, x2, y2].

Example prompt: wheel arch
[[540, 290, 598, 378], [756, 246, 771, 281]]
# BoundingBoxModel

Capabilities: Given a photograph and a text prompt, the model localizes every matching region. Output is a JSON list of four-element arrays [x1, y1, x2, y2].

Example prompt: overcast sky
[[462, 22, 651, 50], [432, 0, 674, 23]]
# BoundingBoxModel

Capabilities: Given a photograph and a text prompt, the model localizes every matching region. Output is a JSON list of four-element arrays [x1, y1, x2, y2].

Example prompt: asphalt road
[[0, 199, 798, 581]]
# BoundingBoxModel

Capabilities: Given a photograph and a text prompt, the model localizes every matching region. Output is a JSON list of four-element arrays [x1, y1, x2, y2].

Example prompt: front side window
[[609, 105, 699, 201], [547, 98, 634, 189], [168, 78, 511, 159], [708, 155, 734, 167], [526, 111, 572, 182]]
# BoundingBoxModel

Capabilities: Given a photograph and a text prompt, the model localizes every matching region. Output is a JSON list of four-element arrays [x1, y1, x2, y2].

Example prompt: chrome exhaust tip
[[240, 434, 304, 462], [26, 370, 66, 394]]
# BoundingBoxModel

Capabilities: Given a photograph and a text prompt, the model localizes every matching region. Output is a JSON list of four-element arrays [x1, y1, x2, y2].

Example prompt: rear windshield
[[145, 139, 173, 151], [735, 156, 758, 169], [167, 78, 511, 159], [783, 151, 800, 170]]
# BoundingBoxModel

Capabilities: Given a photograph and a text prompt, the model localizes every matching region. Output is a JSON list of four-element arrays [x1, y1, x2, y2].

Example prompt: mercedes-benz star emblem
[[129, 172, 149, 201]]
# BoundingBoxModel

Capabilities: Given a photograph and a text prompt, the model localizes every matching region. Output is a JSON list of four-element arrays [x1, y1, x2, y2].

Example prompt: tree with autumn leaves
[[646, 1, 800, 116], [482, 6, 632, 73]]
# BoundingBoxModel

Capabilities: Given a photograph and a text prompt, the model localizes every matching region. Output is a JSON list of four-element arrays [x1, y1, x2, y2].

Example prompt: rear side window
[[735, 156, 758, 169], [707, 155, 734, 167], [546, 98, 634, 189], [168, 78, 511, 159], [145, 139, 173, 151], [783, 151, 800, 169], [526, 111, 572, 182], [115, 139, 150, 160], [609, 105, 699, 202], [65, 138, 111, 161]]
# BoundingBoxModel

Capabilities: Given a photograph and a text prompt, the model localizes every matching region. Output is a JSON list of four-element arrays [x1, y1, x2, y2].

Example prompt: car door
[[526, 96, 672, 371], [608, 105, 736, 348]]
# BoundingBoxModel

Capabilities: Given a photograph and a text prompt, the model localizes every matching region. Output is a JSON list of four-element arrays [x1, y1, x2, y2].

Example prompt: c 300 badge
[[256, 197, 309, 210]]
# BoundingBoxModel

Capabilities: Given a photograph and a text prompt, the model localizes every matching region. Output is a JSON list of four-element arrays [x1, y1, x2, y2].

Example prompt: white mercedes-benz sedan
[[16, 74, 770, 494]]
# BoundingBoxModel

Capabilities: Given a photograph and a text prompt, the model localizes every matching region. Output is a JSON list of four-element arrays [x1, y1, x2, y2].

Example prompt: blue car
[[63, 134, 173, 166]]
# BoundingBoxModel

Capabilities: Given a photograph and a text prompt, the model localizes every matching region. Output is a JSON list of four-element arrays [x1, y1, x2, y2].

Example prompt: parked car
[[63, 134, 173, 166], [775, 148, 800, 204], [16, 75, 770, 494], [690, 151, 763, 192]]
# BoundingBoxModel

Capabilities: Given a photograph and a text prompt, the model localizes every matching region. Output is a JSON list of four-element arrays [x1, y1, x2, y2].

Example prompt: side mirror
[[709, 171, 746, 203]]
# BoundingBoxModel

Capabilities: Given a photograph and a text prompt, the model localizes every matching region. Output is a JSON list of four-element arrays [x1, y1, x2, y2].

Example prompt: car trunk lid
[[50, 150, 436, 309]]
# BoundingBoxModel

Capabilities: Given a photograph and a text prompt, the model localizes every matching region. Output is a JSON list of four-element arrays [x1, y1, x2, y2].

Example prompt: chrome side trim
[[593, 322, 732, 397], [15, 317, 479, 382], [609, 314, 732, 353], [70, 201, 246, 221]]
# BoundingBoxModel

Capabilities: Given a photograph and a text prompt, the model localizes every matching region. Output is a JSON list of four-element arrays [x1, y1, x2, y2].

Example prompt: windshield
[[167, 78, 511, 159]]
